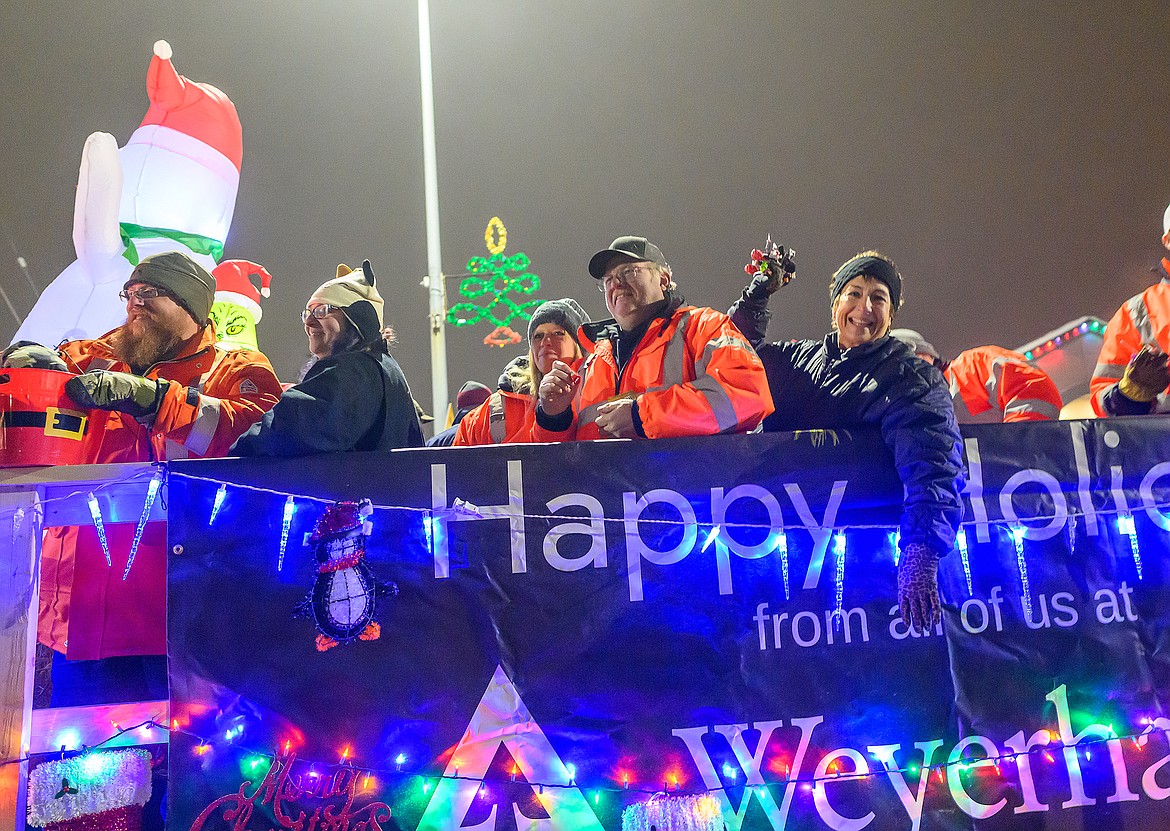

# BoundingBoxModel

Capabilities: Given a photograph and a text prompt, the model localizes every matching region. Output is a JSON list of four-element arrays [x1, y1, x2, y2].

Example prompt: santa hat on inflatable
[[141, 40, 242, 172], [212, 260, 273, 321]]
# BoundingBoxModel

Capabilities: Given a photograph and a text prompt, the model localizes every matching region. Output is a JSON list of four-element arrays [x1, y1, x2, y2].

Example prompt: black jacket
[[232, 348, 423, 456], [730, 279, 964, 555]]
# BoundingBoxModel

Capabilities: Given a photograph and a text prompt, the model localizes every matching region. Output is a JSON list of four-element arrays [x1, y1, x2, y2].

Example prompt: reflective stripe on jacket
[[454, 389, 535, 445], [1090, 259, 1170, 416], [946, 345, 1062, 423], [536, 303, 773, 441], [41, 325, 281, 659]]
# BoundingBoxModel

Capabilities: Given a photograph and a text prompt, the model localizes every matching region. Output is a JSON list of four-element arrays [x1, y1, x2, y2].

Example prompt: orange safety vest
[[454, 389, 536, 445], [1090, 259, 1170, 416], [945, 345, 1062, 423], [535, 304, 773, 440]]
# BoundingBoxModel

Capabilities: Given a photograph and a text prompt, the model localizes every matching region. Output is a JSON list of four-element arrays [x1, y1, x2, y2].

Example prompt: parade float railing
[[5, 416, 1170, 830]]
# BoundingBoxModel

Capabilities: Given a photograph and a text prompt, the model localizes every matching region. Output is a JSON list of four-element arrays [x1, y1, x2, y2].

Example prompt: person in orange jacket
[[1089, 203, 1170, 416], [455, 298, 590, 445], [535, 235, 772, 440], [890, 330, 1063, 423], [2, 251, 282, 705]]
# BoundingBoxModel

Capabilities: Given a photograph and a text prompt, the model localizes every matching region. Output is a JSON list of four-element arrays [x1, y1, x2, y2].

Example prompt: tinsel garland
[[621, 794, 722, 831], [27, 749, 152, 828]]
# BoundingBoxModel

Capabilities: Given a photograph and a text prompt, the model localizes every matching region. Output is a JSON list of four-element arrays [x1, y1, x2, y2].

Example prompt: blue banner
[[167, 418, 1170, 830]]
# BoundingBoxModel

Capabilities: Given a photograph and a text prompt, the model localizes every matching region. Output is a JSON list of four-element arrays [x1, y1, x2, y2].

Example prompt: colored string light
[[209, 484, 228, 525], [1116, 514, 1142, 579], [124, 470, 164, 580], [87, 491, 112, 567], [1011, 525, 1033, 619], [956, 528, 972, 595], [278, 495, 296, 572]]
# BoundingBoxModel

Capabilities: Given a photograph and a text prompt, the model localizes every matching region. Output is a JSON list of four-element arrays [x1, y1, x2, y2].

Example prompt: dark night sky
[[2, 2, 1168, 421]]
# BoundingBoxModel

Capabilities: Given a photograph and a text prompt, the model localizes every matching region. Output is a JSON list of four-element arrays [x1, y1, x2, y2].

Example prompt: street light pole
[[417, 0, 449, 425]]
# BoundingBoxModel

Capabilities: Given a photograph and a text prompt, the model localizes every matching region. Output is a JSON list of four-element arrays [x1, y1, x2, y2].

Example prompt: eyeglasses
[[599, 264, 652, 292], [301, 304, 341, 322], [118, 286, 170, 303]]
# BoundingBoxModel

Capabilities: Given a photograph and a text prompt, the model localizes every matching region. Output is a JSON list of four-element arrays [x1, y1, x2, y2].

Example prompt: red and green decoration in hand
[[447, 217, 543, 343]]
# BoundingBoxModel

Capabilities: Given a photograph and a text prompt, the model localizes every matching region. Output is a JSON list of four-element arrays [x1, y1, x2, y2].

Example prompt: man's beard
[[110, 315, 188, 370]]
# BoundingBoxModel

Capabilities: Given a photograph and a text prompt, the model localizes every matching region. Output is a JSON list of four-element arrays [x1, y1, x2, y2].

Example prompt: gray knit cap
[[125, 251, 216, 325], [527, 298, 590, 345]]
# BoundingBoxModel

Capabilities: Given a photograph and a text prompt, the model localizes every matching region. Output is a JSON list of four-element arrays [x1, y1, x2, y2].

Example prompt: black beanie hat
[[125, 251, 216, 325], [829, 251, 902, 311]]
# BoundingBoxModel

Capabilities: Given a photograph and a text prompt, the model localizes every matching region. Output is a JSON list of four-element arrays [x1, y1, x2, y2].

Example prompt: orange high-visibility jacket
[[945, 345, 1062, 423], [1090, 259, 1170, 416], [41, 325, 281, 659], [534, 303, 773, 440], [454, 388, 536, 445]]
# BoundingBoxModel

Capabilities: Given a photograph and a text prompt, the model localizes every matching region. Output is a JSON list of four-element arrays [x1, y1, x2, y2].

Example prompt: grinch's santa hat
[[141, 40, 242, 171], [213, 260, 273, 321]]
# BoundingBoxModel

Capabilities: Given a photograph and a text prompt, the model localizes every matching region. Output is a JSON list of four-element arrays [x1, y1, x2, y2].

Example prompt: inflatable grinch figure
[[13, 39, 243, 347], [210, 259, 273, 351]]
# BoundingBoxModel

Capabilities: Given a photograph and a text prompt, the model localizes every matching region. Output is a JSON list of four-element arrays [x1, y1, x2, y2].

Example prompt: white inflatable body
[[14, 40, 241, 346]]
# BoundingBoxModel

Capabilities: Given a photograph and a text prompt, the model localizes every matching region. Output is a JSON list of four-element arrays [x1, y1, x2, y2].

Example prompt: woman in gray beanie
[[454, 298, 590, 445]]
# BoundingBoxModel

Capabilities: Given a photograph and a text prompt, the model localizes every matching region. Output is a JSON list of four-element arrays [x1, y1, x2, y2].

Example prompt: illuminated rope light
[[124, 470, 164, 580], [209, 484, 228, 526], [1010, 525, 1033, 619], [1116, 514, 1142, 580], [278, 496, 296, 572], [87, 491, 112, 567], [956, 528, 972, 595]]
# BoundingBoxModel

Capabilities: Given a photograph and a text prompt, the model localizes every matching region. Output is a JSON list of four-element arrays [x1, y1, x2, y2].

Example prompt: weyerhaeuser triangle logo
[[416, 665, 604, 831]]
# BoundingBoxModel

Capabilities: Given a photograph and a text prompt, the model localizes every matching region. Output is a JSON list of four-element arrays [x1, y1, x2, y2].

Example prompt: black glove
[[897, 541, 941, 632], [65, 370, 169, 420], [0, 341, 67, 371], [1118, 345, 1170, 403]]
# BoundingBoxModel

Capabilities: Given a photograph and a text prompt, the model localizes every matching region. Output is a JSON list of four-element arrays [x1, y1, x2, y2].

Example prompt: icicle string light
[[209, 483, 228, 526], [832, 530, 846, 631], [956, 528, 972, 595], [87, 491, 113, 567], [1011, 525, 1033, 619], [890, 528, 901, 566], [775, 529, 790, 601], [278, 495, 296, 572], [124, 470, 164, 580], [1117, 514, 1142, 580]]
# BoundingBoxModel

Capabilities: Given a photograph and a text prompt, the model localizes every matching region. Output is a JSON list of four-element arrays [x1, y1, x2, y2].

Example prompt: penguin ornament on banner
[[13, 39, 243, 347], [210, 259, 273, 351], [299, 500, 396, 652]]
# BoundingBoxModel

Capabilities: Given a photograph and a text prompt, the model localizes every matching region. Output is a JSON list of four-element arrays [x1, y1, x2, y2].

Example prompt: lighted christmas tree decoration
[[208, 483, 228, 525], [1010, 525, 1033, 619], [26, 749, 152, 830], [446, 216, 544, 331], [278, 495, 296, 571], [956, 527, 973, 595], [122, 468, 164, 580], [1116, 513, 1142, 579], [86, 492, 112, 567]]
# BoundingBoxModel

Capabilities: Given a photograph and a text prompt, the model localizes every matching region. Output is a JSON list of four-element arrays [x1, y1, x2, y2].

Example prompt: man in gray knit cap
[[1, 250, 281, 705]]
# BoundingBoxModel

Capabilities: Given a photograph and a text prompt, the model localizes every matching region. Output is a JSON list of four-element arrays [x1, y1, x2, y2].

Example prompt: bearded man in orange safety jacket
[[890, 329, 1063, 423], [533, 235, 773, 440], [1089, 203, 1170, 416]]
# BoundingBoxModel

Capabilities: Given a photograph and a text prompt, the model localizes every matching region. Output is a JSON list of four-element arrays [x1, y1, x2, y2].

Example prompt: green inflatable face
[[209, 301, 258, 351]]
